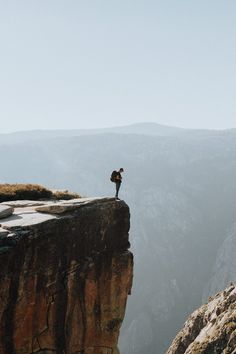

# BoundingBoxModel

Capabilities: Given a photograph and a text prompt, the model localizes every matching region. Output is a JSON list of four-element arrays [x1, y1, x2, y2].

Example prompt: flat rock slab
[[0, 205, 14, 219], [0, 209, 56, 229], [0, 197, 116, 228], [36, 203, 80, 214], [36, 197, 115, 214], [1, 200, 50, 208]]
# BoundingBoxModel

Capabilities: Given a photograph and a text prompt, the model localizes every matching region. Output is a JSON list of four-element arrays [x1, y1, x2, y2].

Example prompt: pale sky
[[0, 0, 236, 133]]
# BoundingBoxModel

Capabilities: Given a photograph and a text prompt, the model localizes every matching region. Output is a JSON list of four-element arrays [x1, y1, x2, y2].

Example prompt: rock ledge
[[0, 197, 133, 354]]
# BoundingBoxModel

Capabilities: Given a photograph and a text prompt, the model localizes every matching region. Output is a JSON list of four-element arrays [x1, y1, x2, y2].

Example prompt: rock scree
[[0, 197, 133, 354]]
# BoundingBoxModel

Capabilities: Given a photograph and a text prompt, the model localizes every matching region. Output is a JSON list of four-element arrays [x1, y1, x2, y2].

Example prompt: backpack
[[110, 170, 117, 182]]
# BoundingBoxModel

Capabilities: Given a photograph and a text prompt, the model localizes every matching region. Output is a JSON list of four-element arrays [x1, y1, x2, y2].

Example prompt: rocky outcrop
[[0, 197, 133, 354], [167, 284, 236, 354]]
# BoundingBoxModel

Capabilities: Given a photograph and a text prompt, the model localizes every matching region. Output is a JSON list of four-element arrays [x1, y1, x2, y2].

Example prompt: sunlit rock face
[[0, 197, 133, 354], [167, 284, 236, 354]]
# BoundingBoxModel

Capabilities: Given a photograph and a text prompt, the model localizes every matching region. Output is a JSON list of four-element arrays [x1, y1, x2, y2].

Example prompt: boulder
[[0, 205, 14, 219]]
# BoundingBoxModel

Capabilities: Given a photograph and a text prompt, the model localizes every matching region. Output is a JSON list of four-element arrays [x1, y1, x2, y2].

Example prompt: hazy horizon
[[1, 121, 236, 135], [1, 0, 236, 133]]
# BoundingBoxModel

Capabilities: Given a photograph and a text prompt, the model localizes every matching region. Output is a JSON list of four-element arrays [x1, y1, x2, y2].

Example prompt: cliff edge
[[167, 284, 236, 354], [0, 197, 133, 354]]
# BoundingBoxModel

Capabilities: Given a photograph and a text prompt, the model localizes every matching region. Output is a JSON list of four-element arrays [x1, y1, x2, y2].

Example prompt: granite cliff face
[[203, 223, 236, 302], [167, 284, 236, 354], [0, 197, 133, 354]]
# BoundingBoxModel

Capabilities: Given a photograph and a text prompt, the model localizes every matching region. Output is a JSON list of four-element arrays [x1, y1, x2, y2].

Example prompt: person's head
[[119, 168, 124, 173]]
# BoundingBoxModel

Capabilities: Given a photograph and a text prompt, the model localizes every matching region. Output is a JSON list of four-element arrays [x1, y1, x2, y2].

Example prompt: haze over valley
[[1, 123, 236, 353]]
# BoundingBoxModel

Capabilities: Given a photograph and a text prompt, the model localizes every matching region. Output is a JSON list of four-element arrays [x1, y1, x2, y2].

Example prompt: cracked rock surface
[[167, 284, 236, 354], [0, 197, 133, 354]]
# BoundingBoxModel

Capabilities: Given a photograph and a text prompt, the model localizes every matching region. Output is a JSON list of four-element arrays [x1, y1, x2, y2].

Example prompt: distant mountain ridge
[[0, 123, 184, 144], [1, 122, 235, 145]]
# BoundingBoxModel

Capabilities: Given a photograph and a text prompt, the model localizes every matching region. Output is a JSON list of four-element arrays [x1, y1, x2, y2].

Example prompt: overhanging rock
[[0, 197, 133, 354]]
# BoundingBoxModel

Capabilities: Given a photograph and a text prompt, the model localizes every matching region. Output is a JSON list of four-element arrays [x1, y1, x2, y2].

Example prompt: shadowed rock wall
[[0, 198, 133, 354]]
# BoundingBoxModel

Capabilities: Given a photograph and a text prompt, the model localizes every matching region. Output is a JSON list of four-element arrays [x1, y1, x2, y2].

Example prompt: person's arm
[[115, 173, 122, 181]]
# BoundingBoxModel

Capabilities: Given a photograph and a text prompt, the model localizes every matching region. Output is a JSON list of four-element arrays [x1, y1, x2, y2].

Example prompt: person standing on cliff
[[110, 168, 124, 199]]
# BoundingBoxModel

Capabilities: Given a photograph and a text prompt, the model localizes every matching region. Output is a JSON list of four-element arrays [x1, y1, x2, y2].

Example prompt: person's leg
[[115, 182, 121, 198]]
